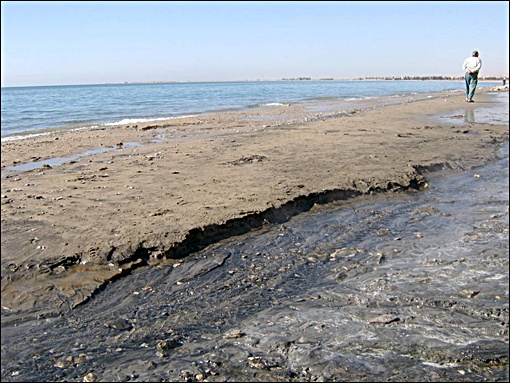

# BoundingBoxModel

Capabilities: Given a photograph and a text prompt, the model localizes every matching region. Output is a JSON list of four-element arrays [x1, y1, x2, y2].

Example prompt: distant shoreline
[[2, 76, 506, 89], [106, 76, 506, 85], [2, 81, 506, 141]]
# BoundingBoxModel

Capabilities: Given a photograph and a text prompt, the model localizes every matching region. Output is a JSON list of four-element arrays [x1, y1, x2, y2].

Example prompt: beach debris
[[463, 290, 480, 298], [376, 252, 386, 264], [329, 247, 363, 258], [490, 85, 509, 91], [226, 154, 267, 165], [223, 328, 245, 339], [412, 206, 441, 216], [83, 372, 97, 382], [369, 313, 400, 324], [104, 318, 133, 331], [156, 338, 180, 357], [247, 356, 271, 370]]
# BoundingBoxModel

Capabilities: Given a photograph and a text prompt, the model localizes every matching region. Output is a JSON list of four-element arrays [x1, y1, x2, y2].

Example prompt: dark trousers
[[464, 72, 478, 100]]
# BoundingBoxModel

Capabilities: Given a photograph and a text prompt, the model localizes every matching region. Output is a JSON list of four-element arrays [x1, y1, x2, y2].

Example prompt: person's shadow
[[464, 108, 475, 123]]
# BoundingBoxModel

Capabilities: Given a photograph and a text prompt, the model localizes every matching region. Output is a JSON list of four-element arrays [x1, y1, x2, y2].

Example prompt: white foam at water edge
[[1, 132, 53, 142], [104, 115, 198, 126], [1, 125, 101, 142]]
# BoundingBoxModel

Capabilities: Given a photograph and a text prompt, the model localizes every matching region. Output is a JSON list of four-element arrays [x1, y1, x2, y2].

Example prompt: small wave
[[104, 115, 198, 126], [247, 102, 291, 108], [343, 96, 374, 101]]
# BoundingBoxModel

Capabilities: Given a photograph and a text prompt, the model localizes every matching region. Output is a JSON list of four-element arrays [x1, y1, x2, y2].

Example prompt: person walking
[[462, 50, 482, 102]]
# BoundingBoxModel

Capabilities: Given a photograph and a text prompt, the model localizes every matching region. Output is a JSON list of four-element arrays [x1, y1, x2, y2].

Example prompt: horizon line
[[2, 75, 508, 89]]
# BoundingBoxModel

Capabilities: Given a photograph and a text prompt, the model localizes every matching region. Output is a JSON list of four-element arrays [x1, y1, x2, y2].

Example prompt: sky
[[1, 1, 509, 87]]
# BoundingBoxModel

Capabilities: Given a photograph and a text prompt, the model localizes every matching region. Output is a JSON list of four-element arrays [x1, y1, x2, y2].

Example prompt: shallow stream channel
[[1, 141, 509, 382]]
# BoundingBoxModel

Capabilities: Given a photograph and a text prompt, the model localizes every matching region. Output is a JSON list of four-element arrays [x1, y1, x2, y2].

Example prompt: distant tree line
[[283, 75, 507, 81], [359, 75, 506, 81]]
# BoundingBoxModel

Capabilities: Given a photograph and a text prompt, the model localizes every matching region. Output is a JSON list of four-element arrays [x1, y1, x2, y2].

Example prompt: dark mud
[[1, 140, 508, 382]]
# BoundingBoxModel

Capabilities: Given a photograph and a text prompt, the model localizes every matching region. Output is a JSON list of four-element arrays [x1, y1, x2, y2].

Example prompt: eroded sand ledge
[[1, 89, 508, 320]]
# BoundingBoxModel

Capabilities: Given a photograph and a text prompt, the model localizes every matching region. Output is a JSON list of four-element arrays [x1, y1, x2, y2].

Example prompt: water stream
[[1, 142, 507, 382]]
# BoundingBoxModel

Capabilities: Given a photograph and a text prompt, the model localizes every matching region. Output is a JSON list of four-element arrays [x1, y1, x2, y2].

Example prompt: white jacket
[[463, 56, 482, 74]]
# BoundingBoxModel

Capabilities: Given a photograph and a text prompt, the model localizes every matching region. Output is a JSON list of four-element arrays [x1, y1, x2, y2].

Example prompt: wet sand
[[0, 89, 508, 382], [1, 88, 508, 320]]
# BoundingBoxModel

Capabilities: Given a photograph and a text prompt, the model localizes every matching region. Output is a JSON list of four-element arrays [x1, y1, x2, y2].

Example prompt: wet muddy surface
[[1, 141, 508, 382], [1, 90, 473, 174], [439, 92, 509, 126]]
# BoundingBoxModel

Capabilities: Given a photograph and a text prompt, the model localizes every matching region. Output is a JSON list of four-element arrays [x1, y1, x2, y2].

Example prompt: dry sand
[[1, 88, 508, 320]]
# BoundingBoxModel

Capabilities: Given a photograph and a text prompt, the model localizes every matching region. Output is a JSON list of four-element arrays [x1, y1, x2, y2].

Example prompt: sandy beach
[[1, 87, 509, 382], [1, 88, 509, 320]]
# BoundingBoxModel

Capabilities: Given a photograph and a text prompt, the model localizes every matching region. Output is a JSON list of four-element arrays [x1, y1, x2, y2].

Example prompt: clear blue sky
[[1, 1, 509, 87]]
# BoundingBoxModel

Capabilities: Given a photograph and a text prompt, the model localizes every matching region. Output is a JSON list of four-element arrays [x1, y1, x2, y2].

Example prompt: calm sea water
[[1, 80, 501, 140]]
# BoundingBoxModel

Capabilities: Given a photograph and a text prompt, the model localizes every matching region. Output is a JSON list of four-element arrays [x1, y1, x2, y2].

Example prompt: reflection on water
[[438, 92, 509, 125], [464, 108, 475, 123], [2, 141, 142, 173]]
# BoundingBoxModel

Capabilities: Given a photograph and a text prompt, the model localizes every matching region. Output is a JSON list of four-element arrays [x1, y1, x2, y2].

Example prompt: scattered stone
[[369, 314, 400, 324], [83, 372, 96, 382], [223, 328, 245, 339]]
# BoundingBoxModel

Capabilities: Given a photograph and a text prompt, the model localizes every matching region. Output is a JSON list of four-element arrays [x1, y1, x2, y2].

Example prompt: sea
[[1, 80, 503, 140]]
